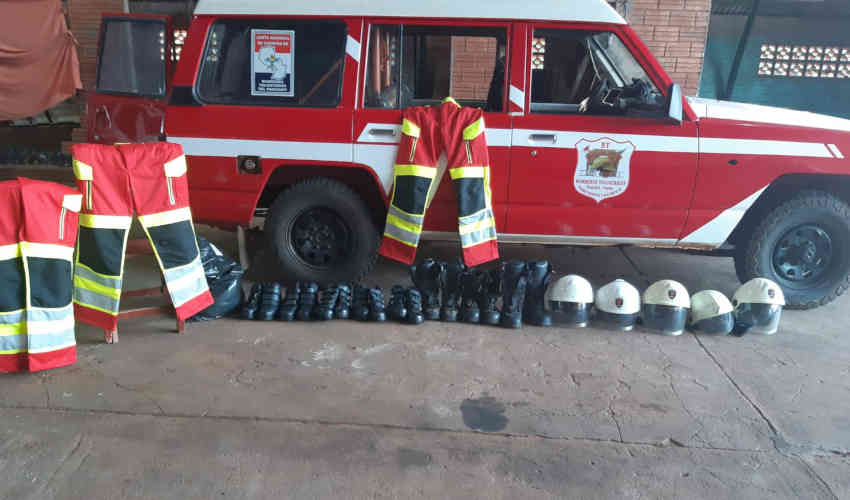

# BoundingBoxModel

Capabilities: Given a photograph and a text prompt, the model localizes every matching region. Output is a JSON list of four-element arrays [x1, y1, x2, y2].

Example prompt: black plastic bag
[[189, 236, 244, 322]]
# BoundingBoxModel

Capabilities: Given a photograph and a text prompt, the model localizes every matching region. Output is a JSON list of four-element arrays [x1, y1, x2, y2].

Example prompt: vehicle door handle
[[368, 128, 398, 138], [528, 134, 557, 144]]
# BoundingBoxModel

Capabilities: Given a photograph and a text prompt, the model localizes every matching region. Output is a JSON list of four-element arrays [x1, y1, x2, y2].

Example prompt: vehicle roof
[[193, 0, 627, 25]]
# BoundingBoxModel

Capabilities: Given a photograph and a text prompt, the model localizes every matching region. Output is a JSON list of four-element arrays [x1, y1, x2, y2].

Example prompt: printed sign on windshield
[[251, 29, 294, 97]]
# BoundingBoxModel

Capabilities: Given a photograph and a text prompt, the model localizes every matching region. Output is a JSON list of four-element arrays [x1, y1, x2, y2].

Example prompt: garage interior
[[2, 1, 850, 499]]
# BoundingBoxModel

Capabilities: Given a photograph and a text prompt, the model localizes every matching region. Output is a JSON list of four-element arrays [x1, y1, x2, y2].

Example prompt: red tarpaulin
[[0, 0, 82, 120]]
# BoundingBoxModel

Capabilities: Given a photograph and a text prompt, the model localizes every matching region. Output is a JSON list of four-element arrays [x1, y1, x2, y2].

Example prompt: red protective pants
[[70, 143, 213, 330], [379, 98, 499, 267], [0, 178, 81, 372]]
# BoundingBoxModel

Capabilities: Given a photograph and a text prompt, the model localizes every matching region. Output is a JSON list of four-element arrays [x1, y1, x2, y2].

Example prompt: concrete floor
[[2, 228, 849, 499]]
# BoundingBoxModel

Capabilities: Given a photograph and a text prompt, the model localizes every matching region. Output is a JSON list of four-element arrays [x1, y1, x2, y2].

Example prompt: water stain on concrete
[[460, 395, 509, 432]]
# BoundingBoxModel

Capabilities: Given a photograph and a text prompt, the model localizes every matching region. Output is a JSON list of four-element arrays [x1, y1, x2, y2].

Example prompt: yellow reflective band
[[449, 166, 488, 180], [0, 322, 24, 336], [62, 194, 83, 212], [383, 232, 419, 248], [138, 206, 192, 228], [0, 244, 21, 260], [462, 117, 486, 141], [79, 213, 132, 229], [401, 119, 421, 138], [164, 155, 188, 177], [74, 275, 121, 299], [386, 214, 424, 235], [73, 159, 93, 181], [394, 164, 437, 179], [459, 216, 496, 235], [442, 96, 460, 107], [21, 242, 74, 261]]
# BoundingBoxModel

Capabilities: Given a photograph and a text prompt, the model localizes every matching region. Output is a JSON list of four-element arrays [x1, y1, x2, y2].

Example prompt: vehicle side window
[[365, 25, 506, 112], [196, 19, 346, 107], [97, 19, 167, 98], [530, 29, 665, 117]]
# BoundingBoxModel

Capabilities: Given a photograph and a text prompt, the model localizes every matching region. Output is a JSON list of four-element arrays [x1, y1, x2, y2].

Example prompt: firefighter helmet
[[732, 278, 785, 336], [545, 274, 593, 327], [641, 279, 691, 336], [689, 290, 734, 335], [594, 279, 640, 331]]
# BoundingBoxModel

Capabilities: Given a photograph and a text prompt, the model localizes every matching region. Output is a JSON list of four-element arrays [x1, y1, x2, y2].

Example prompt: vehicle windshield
[[590, 32, 654, 89]]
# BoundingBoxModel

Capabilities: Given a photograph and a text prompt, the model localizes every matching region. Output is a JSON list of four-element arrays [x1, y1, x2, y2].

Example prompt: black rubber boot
[[500, 261, 528, 329], [257, 282, 281, 321], [312, 284, 339, 321], [387, 285, 408, 322], [411, 258, 443, 321], [405, 288, 425, 325], [241, 283, 263, 320], [368, 287, 387, 322], [352, 284, 370, 321], [480, 268, 502, 326], [276, 282, 299, 321], [523, 261, 553, 327], [334, 284, 352, 319], [459, 271, 481, 324], [297, 282, 318, 321], [440, 259, 466, 322]]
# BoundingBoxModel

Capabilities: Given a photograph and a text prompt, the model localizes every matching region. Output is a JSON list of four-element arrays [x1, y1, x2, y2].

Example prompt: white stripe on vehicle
[[827, 144, 845, 159], [679, 186, 769, 246], [422, 231, 679, 247], [346, 35, 361, 63], [699, 137, 833, 158], [509, 85, 524, 111], [355, 123, 511, 147]]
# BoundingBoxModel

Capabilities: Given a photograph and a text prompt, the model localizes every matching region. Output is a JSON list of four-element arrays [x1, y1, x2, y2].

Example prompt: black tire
[[265, 177, 379, 284], [735, 191, 850, 309]]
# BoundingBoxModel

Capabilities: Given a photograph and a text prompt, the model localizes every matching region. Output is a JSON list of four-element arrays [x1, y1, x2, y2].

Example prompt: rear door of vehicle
[[353, 20, 512, 234], [88, 14, 173, 143], [507, 23, 698, 244]]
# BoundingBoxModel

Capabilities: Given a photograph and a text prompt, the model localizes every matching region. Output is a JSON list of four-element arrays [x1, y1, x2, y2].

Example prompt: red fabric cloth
[[0, 0, 81, 120]]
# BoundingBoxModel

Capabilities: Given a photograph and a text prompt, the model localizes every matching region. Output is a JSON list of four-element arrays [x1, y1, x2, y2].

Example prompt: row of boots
[[241, 282, 388, 322], [403, 258, 553, 329]]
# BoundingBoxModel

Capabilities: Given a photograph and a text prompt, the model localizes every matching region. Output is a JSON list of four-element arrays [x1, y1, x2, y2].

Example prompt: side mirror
[[666, 83, 683, 124]]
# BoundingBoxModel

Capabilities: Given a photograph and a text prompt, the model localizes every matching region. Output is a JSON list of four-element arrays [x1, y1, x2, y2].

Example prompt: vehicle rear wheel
[[265, 177, 379, 284], [735, 191, 850, 309]]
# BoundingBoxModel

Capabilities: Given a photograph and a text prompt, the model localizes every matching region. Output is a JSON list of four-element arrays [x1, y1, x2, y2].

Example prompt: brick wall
[[67, 0, 125, 144], [450, 37, 498, 101], [628, 0, 712, 95]]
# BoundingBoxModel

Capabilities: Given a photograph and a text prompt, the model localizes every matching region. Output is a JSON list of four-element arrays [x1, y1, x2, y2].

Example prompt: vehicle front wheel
[[265, 178, 379, 284], [735, 191, 850, 309]]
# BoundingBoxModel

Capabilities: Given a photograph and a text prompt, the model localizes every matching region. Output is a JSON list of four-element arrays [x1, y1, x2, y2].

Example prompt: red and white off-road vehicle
[[88, 0, 850, 308]]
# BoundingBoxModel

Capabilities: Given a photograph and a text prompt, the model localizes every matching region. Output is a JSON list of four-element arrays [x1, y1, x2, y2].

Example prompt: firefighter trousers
[[379, 97, 499, 267], [70, 142, 213, 330], [0, 178, 81, 373]]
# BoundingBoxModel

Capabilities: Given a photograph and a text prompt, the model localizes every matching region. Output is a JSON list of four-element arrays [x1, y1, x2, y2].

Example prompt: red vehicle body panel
[[87, 12, 850, 249]]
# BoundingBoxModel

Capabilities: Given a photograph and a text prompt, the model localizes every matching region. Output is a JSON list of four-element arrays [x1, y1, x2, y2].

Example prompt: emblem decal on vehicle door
[[574, 138, 635, 203]]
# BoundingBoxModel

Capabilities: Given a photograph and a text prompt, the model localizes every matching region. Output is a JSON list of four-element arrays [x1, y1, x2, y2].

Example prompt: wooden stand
[[103, 239, 185, 344]]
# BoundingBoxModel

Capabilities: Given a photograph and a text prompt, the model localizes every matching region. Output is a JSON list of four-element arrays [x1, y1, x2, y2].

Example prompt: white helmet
[[732, 278, 785, 335], [545, 274, 593, 327], [689, 290, 734, 335], [641, 280, 690, 336], [594, 279, 640, 331]]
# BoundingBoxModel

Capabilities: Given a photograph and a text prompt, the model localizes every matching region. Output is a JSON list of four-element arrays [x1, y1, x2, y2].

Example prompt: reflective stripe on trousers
[[0, 305, 75, 354]]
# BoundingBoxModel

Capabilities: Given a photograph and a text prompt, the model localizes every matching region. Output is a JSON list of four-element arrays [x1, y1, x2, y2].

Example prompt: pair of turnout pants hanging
[[0, 178, 81, 373], [379, 97, 499, 267], [70, 142, 213, 331]]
